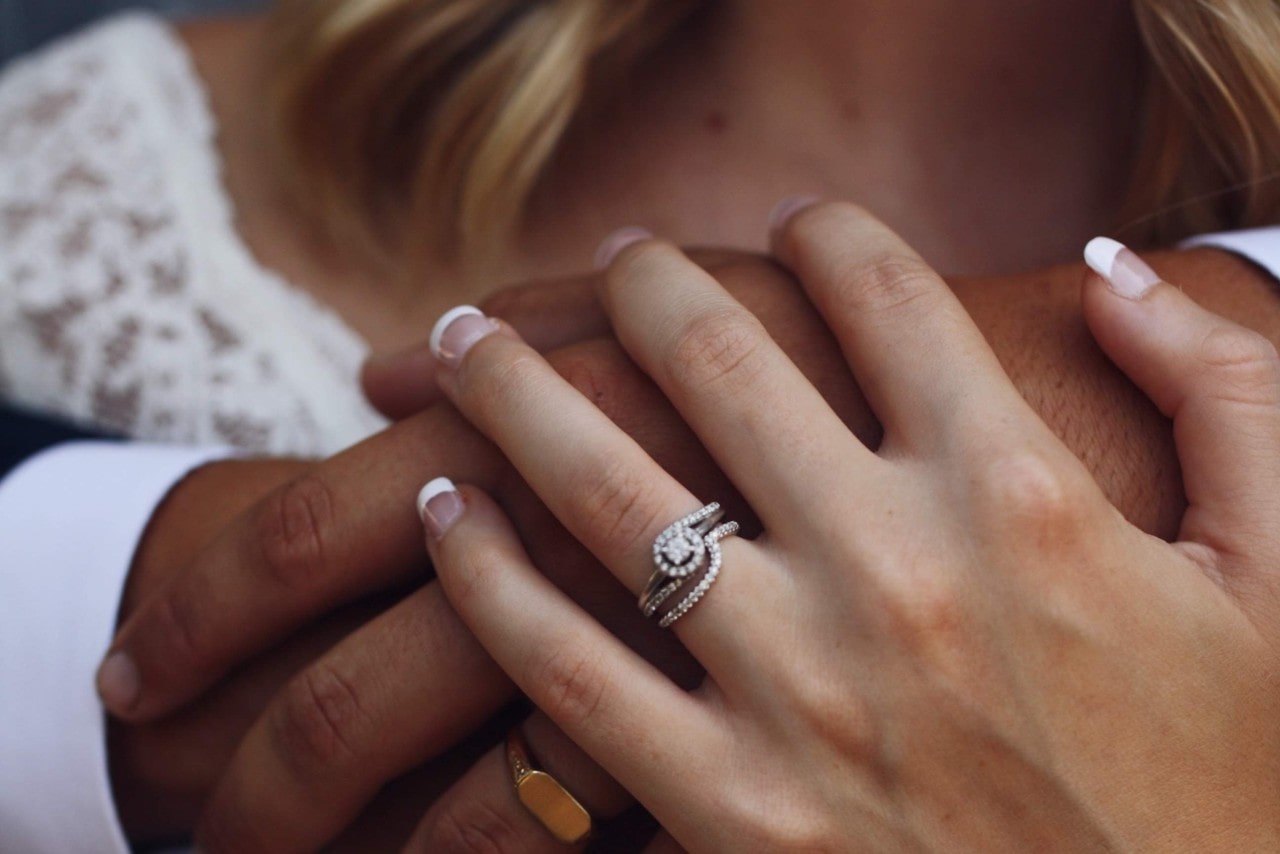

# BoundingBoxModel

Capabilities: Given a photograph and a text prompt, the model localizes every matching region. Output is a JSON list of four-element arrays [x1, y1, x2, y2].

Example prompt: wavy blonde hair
[[266, 0, 1280, 266]]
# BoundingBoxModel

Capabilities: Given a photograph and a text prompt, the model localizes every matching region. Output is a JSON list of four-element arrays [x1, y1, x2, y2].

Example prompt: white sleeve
[[0, 442, 231, 853], [1182, 226, 1280, 282]]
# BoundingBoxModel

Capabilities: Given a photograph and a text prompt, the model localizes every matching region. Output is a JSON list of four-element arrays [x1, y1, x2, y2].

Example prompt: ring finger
[[430, 309, 763, 650]]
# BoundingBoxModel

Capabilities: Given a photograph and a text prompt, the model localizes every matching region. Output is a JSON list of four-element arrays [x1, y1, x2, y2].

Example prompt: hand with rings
[[417, 201, 1280, 850]]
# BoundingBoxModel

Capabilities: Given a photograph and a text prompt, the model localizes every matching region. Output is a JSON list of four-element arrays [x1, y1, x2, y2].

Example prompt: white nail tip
[[429, 306, 484, 358], [417, 477, 457, 517], [1083, 236, 1125, 279]]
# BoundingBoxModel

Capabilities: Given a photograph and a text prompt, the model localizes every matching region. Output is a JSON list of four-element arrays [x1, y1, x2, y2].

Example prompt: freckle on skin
[[706, 110, 728, 134]]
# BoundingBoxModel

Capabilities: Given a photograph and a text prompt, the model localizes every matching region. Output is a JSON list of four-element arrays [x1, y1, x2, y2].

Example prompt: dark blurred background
[[1, 0, 263, 64]]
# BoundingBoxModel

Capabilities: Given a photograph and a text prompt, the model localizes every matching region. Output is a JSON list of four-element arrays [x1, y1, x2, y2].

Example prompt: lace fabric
[[0, 12, 387, 455]]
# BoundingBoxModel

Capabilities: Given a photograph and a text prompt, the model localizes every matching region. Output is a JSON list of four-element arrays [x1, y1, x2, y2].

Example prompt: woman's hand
[[419, 203, 1280, 851]]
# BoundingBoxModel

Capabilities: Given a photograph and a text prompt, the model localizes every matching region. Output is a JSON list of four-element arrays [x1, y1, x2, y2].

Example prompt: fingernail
[[1084, 237, 1160, 300], [594, 226, 652, 269], [430, 306, 499, 368], [768, 195, 819, 237], [96, 651, 140, 713], [418, 477, 464, 540]]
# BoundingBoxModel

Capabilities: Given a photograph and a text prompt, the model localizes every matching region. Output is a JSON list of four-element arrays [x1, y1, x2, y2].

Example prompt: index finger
[[97, 404, 506, 722]]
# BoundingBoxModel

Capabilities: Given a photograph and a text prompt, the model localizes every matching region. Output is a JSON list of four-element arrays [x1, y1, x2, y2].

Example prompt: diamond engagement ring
[[640, 502, 739, 628]]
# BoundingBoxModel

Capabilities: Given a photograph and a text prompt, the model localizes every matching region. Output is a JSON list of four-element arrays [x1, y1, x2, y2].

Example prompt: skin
[[425, 204, 1280, 851], [107, 245, 1280, 851], [182, 0, 1140, 346], [77, 0, 1280, 847]]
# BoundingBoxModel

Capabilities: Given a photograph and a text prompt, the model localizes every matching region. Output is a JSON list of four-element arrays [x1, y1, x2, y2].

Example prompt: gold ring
[[506, 727, 593, 844]]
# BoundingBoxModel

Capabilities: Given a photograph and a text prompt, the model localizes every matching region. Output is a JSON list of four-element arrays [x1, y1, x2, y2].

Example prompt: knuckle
[[838, 252, 940, 318], [531, 641, 610, 730], [420, 798, 522, 854], [668, 306, 771, 395], [972, 447, 1083, 531], [270, 663, 369, 776], [879, 569, 968, 654], [572, 456, 668, 557], [254, 473, 336, 590], [1197, 324, 1280, 406]]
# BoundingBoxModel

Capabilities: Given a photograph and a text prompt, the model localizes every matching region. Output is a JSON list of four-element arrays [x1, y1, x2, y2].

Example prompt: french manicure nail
[[418, 477, 464, 540], [430, 306, 499, 368], [97, 651, 140, 713], [768, 195, 819, 236], [1084, 237, 1161, 300], [594, 226, 653, 269]]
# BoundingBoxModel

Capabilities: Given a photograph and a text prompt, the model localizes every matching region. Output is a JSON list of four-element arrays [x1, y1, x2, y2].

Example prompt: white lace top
[[0, 12, 388, 455]]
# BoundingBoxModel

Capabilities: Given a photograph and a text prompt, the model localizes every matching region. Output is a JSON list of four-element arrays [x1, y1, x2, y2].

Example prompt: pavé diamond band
[[640, 502, 739, 628]]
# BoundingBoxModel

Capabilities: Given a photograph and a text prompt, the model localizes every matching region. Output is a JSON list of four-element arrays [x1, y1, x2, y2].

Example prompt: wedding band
[[641, 502, 739, 628], [506, 728, 593, 844]]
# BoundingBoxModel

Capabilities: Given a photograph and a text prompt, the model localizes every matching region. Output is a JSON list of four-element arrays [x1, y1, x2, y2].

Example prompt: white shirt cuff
[[0, 442, 231, 852], [1182, 226, 1280, 283]]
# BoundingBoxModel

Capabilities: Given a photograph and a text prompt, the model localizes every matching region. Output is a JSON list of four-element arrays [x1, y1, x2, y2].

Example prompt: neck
[[535, 0, 1144, 276]]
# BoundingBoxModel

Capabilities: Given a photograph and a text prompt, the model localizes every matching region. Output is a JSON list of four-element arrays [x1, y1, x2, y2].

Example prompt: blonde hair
[[1125, 0, 1280, 243], [267, 0, 1280, 266]]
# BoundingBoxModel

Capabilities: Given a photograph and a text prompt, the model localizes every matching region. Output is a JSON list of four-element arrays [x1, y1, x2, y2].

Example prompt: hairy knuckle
[[255, 474, 336, 590], [421, 799, 521, 854], [532, 642, 609, 729], [271, 663, 368, 775], [1197, 325, 1280, 405], [669, 307, 770, 394]]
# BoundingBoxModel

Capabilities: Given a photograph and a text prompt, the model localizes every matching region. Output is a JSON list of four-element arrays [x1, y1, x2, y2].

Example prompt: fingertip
[[767, 195, 820, 246], [595, 227, 654, 270], [95, 650, 140, 716], [418, 476, 465, 541], [1083, 236, 1161, 300]]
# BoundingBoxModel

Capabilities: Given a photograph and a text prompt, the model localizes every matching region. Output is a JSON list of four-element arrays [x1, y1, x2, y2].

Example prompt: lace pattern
[[0, 13, 387, 455]]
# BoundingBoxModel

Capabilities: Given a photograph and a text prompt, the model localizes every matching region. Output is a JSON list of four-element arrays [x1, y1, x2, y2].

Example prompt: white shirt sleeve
[[0, 441, 231, 853], [1183, 226, 1280, 282]]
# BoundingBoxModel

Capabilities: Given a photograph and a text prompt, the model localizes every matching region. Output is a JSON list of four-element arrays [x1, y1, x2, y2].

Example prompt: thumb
[[1081, 238, 1280, 597]]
